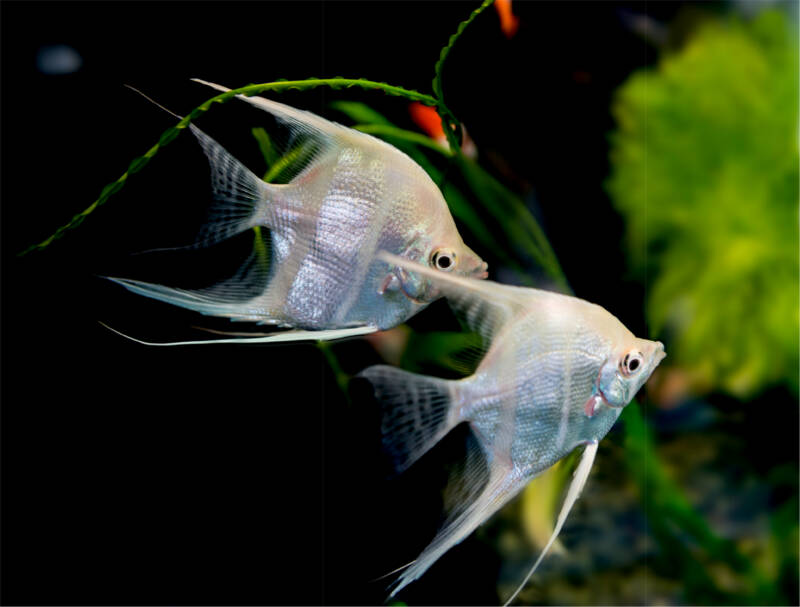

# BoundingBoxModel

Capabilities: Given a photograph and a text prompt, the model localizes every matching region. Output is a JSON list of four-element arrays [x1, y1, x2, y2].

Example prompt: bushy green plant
[[607, 10, 799, 398]]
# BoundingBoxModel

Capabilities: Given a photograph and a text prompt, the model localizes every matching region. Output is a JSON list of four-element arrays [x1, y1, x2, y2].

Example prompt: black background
[[2, 2, 702, 605]]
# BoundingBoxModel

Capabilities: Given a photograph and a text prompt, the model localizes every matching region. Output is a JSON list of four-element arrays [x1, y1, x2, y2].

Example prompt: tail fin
[[106, 276, 268, 321], [358, 365, 458, 475], [105, 233, 275, 322], [189, 124, 273, 247]]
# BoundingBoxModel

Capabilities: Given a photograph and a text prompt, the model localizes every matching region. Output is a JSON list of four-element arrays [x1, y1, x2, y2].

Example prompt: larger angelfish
[[359, 253, 665, 602], [107, 81, 487, 344]]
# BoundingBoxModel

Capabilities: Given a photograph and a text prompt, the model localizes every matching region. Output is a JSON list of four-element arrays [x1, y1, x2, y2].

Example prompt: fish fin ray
[[192, 79, 342, 184], [503, 441, 599, 606], [106, 236, 275, 321], [359, 365, 457, 475], [391, 464, 524, 597], [101, 322, 377, 346], [442, 429, 493, 523], [378, 252, 529, 346], [192, 79, 413, 186], [189, 124, 274, 246], [107, 276, 269, 321]]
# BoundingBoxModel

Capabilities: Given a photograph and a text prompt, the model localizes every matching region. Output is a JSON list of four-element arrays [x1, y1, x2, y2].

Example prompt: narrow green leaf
[[432, 0, 495, 152], [317, 341, 351, 402], [251, 126, 279, 171], [19, 78, 437, 256], [328, 100, 394, 126], [454, 154, 568, 289], [352, 124, 453, 156], [400, 330, 483, 375]]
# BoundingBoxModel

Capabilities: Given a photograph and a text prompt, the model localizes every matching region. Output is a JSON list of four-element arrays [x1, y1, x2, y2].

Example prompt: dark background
[[1, 1, 739, 605]]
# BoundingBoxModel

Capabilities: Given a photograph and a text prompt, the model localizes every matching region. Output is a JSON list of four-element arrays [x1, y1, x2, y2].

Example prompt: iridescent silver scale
[[258, 142, 462, 330], [455, 295, 623, 476]]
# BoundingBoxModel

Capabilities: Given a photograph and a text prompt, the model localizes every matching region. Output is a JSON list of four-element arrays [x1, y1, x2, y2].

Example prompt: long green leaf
[[352, 124, 453, 156], [251, 126, 279, 170], [454, 154, 568, 289], [19, 78, 438, 256], [432, 0, 495, 152]]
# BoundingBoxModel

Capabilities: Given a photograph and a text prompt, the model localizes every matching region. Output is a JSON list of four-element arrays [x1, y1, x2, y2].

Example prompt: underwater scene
[[2, 1, 798, 605]]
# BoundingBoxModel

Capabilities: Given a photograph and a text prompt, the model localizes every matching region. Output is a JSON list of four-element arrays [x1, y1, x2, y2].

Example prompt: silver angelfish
[[360, 252, 666, 603], [107, 81, 487, 345]]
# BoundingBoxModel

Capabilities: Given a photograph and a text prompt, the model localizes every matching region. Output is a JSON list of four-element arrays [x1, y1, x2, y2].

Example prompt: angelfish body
[[361, 253, 665, 599], [109, 81, 486, 339]]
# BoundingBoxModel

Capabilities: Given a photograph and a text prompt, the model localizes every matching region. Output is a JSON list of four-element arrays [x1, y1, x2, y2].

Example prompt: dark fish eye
[[620, 351, 643, 376], [431, 249, 456, 272]]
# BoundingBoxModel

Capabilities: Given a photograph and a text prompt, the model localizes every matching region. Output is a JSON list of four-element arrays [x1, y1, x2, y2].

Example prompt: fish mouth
[[597, 386, 623, 409], [469, 261, 489, 280]]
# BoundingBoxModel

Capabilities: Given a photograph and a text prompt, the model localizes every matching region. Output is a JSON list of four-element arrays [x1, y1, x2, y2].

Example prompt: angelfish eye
[[620, 351, 644, 376], [431, 249, 456, 272]]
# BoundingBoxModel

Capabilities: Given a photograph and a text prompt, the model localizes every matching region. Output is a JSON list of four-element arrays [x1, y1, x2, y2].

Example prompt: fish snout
[[653, 341, 666, 365], [456, 242, 488, 279], [465, 258, 489, 279]]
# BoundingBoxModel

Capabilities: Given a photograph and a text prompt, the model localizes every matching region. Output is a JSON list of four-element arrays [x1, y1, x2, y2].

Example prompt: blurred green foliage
[[623, 402, 793, 605], [607, 10, 799, 398]]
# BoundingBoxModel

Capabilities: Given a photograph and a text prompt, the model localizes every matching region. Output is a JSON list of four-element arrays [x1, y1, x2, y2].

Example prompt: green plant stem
[[432, 0, 495, 152], [317, 341, 351, 403], [18, 78, 438, 256]]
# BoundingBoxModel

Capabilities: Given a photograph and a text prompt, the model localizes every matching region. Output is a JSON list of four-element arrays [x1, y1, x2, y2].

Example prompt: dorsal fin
[[191, 79, 409, 184], [378, 251, 533, 346]]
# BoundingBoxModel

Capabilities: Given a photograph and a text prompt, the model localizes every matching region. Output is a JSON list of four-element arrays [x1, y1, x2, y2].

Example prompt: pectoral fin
[[377, 273, 401, 295]]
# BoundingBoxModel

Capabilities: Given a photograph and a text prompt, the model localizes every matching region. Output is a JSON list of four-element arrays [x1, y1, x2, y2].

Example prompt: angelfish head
[[586, 338, 666, 416], [397, 239, 488, 302]]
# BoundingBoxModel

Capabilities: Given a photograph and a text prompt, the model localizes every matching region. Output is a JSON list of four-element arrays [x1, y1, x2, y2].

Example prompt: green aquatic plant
[[623, 401, 782, 604], [18, 0, 496, 259], [21, 1, 795, 603], [17, 79, 441, 257], [607, 9, 799, 398]]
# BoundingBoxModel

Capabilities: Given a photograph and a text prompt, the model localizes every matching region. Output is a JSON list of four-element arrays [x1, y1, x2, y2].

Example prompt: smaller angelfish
[[360, 252, 665, 603], [107, 81, 487, 345]]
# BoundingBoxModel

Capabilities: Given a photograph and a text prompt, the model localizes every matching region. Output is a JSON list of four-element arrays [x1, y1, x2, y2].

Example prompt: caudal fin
[[105, 232, 276, 322], [189, 124, 273, 247], [358, 365, 458, 475]]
